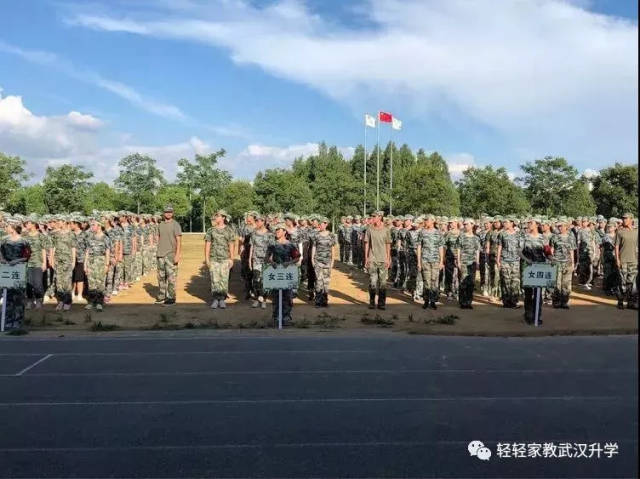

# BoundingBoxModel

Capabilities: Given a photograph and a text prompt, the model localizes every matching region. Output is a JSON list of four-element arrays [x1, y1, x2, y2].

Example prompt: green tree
[[590, 163, 638, 217], [0, 153, 29, 208], [115, 153, 165, 214], [563, 179, 596, 217], [457, 166, 530, 217], [519, 156, 578, 216], [85, 182, 120, 212], [219, 180, 257, 223], [176, 157, 199, 232], [254, 169, 315, 213], [394, 161, 460, 215], [6, 185, 47, 215], [154, 185, 190, 218], [42, 164, 93, 213], [193, 151, 232, 231]]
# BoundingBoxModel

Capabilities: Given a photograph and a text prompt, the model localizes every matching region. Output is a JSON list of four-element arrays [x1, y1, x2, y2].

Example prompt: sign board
[[262, 264, 298, 290], [522, 263, 556, 288], [0, 263, 27, 289]]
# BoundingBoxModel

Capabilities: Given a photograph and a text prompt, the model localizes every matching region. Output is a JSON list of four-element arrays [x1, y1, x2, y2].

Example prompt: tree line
[[0, 143, 636, 231]]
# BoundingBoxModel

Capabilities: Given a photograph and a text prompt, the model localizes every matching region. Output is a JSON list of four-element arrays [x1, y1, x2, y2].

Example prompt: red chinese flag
[[378, 111, 392, 123]]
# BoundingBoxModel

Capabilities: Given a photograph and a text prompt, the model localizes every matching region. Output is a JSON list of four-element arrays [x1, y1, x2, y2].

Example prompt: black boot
[[368, 289, 376, 309], [422, 298, 429, 309], [377, 290, 386, 310], [617, 300, 625, 310], [429, 290, 437, 309], [315, 292, 322, 308], [322, 292, 329, 307]]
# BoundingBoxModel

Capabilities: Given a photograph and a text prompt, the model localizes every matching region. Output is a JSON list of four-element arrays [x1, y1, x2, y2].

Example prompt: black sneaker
[[163, 298, 175, 305], [429, 302, 437, 310]]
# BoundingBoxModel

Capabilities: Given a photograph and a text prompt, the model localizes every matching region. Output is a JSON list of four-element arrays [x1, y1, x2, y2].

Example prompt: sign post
[[262, 264, 299, 330], [522, 263, 556, 327], [0, 263, 27, 332]]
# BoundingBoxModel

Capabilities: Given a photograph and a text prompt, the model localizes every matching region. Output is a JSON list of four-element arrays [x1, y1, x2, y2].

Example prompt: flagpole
[[389, 129, 393, 216], [363, 117, 367, 217], [376, 111, 380, 211]]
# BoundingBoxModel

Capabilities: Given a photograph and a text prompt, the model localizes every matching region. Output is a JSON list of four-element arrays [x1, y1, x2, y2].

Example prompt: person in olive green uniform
[[51, 217, 76, 311], [155, 205, 182, 305], [615, 212, 638, 310], [496, 217, 521, 308], [204, 210, 236, 309], [364, 211, 392, 310]]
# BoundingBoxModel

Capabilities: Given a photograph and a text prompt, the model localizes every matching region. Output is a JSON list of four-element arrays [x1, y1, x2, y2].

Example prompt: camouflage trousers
[[105, 262, 117, 295], [157, 253, 177, 301], [252, 263, 265, 299], [368, 261, 388, 293], [500, 262, 520, 307], [2, 288, 25, 329], [209, 260, 230, 300], [577, 251, 593, 285], [459, 263, 477, 307], [444, 256, 459, 297], [552, 262, 572, 307], [134, 251, 143, 279], [343, 242, 353, 264], [115, 260, 123, 286], [55, 260, 74, 305], [354, 242, 364, 268], [592, 247, 601, 277], [390, 249, 399, 282], [405, 251, 418, 294], [487, 254, 501, 298], [617, 262, 638, 307], [144, 246, 153, 275], [314, 263, 332, 294], [86, 256, 107, 305], [397, 251, 407, 287], [44, 266, 55, 298], [479, 252, 487, 288], [421, 261, 440, 303], [122, 254, 134, 284]]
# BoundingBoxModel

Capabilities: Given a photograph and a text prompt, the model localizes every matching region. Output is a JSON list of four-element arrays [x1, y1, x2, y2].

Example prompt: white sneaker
[[252, 300, 259, 308], [34, 300, 43, 310], [219, 299, 226, 309], [260, 301, 267, 309], [96, 304, 103, 312], [585, 284, 592, 290], [84, 304, 93, 310], [210, 299, 219, 309], [258, 295, 264, 303], [55, 303, 64, 311], [112, 290, 119, 296]]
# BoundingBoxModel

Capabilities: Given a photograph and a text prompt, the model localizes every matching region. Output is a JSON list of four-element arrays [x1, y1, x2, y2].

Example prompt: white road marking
[[0, 350, 377, 357], [0, 395, 633, 407], [14, 354, 53, 376]]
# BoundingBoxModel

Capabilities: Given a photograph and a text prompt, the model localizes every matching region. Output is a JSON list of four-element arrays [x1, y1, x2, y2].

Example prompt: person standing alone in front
[[364, 211, 391, 310], [155, 205, 182, 305]]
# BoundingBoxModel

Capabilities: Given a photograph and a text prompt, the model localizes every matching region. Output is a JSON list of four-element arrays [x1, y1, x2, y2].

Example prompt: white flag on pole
[[391, 117, 402, 130], [365, 114, 376, 128]]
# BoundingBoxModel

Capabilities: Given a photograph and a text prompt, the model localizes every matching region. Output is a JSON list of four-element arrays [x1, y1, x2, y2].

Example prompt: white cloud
[[583, 168, 599, 178], [445, 152, 475, 178], [66, 0, 638, 166], [0, 41, 187, 121], [0, 94, 102, 158]]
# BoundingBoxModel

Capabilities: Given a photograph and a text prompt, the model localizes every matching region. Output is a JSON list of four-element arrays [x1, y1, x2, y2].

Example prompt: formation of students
[[0, 210, 164, 329], [2, 208, 637, 329]]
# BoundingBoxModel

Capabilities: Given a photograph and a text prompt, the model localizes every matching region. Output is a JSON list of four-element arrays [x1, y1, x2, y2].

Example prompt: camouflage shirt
[[488, 230, 502, 255], [417, 228, 444, 263], [405, 228, 420, 252], [51, 230, 75, 263], [205, 225, 235, 261], [550, 233, 576, 264], [74, 230, 90, 263], [24, 232, 46, 267], [444, 230, 460, 260], [86, 232, 111, 258], [457, 233, 481, 265], [250, 230, 274, 264], [521, 233, 546, 263], [498, 231, 522, 263], [577, 228, 595, 254], [342, 224, 353, 243], [119, 224, 133, 255], [313, 231, 336, 266]]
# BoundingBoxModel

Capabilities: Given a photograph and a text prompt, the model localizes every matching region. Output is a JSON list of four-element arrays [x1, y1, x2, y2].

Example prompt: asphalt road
[[0, 332, 637, 478]]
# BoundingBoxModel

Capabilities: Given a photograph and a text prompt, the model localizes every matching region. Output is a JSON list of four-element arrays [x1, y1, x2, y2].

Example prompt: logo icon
[[468, 440, 492, 461]]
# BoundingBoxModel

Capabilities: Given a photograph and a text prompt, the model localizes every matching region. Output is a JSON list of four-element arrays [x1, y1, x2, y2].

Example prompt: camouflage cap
[[372, 210, 384, 217], [424, 214, 436, 221], [463, 218, 475, 225], [283, 212, 298, 221], [439, 216, 448, 223], [345, 215, 353, 220], [318, 216, 329, 223], [622, 212, 634, 219], [354, 215, 362, 220], [273, 222, 287, 231], [596, 215, 606, 222], [404, 214, 415, 221], [556, 216, 568, 224], [213, 209, 230, 219]]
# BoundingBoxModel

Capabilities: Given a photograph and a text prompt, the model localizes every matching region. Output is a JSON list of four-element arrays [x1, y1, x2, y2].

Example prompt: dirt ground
[[20, 234, 638, 336]]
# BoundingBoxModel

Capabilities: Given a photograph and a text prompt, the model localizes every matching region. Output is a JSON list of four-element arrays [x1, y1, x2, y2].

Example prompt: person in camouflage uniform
[[43, 217, 56, 301], [118, 213, 136, 290], [485, 217, 502, 300], [23, 216, 47, 309], [351, 215, 364, 269], [337, 216, 346, 262], [305, 215, 319, 299], [496, 216, 522, 308], [416, 214, 444, 309], [51, 217, 76, 311], [457, 219, 481, 309], [593, 215, 606, 278], [364, 211, 391, 310], [102, 214, 118, 302], [397, 216, 410, 289], [249, 214, 273, 309], [549, 217, 576, 308], [0, 219, 30, 329], [479, 218, 492, 296], [311, 217, 336, 307], [342, 216, 353, 265], [444, 219, 460, 300], [390, 217, 401, 285], [600, 221, 619, 295], [84, 218, 111, 311], [71, 217, 89, 303], [577, 217, 596, 289], [404, 216, 420, 299], [204, 210, 236, 309]]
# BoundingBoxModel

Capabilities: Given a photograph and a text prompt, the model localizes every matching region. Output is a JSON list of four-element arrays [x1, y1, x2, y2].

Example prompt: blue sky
[[0, 0, 637, 182]]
